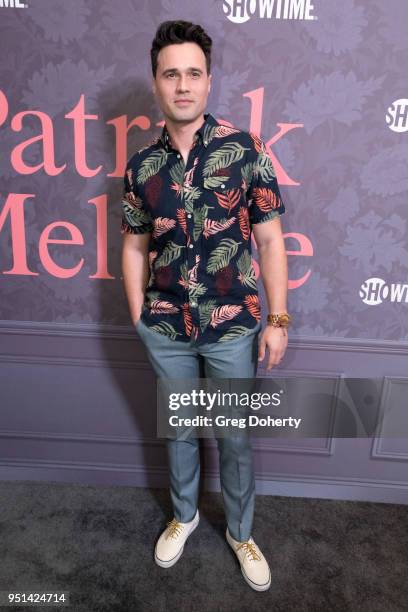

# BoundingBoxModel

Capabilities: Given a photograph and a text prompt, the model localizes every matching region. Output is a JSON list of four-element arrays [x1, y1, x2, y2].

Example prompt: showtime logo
[[223, 0, 316, 23], [0, 0, 27, 7], [360, 277, 408, 306], [386, 98, 408, 133]]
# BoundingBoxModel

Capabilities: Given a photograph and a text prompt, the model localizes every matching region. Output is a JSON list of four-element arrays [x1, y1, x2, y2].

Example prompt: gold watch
[[266, 312, 292, 328]]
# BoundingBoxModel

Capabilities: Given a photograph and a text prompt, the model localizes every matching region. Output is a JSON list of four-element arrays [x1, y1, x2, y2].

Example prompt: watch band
[[266, 312, 292, 328]]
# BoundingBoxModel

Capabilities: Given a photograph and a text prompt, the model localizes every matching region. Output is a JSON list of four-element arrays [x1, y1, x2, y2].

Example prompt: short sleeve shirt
[[121, 112, 285, 346]]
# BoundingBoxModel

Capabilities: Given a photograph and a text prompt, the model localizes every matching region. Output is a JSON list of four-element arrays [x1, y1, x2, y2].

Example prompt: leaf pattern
[[176, 208, 187, 234], [244, 294, 261, 321], [206, 238, 241, 274], [150, 321, 181, 340], [203, 217, 236, 238], [184, 186, 202, 213], [189, 254, 200, 284], [155, 241, 185, 268], [189, 282, 208, 299], [122, 190, 143, 208], [170, 182, 183, 197], [198, 299, 217, 331], [254, 151, 276, 182], [210, 304, 243, 328], [238, 206, 250, 240], [136, 150, 168, 185], [152, 217, 176, 238], [181, 303, 194, 336], [237, 250, 257, 290], [217, 325, 254, 341], [252, 187, 281, 211], [215, 125, 241, 138], [170, 160, 185, 186], [145, 291, 160, 306], [203, 175, 230, 189], [202, 123, 218, 144], [189, 256, 208, 298], [241, 162, 255, 188], [177, 262, 189, 290], [184, 157, 199, 187], [121, 112, 285, 344], [122, 201, 152, 229], [193, 204, 212, 240], [150, 299, 179, 314], [202, 143, 249, 177], [249, 132, 263, 153], [214, 188, 242, 215]]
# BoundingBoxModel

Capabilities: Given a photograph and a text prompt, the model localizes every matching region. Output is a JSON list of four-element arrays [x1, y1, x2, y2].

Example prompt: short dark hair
[[151, 20, 212, 78]]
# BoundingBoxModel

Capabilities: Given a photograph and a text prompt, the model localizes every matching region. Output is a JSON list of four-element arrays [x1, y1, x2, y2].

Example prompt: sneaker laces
[[165, 518, 184, 540], [236, 540, 262, 562]]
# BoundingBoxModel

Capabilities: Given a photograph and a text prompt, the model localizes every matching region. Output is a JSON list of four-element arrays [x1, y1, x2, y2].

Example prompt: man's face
[[152, 42, 211, 124]]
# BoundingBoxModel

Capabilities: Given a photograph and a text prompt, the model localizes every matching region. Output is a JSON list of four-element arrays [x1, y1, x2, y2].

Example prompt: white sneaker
[[154, 509, 199, 568], [226, 528, 271, 591]]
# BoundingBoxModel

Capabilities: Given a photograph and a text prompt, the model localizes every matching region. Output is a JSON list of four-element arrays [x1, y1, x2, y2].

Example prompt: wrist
[[132, 308, 143, 326]]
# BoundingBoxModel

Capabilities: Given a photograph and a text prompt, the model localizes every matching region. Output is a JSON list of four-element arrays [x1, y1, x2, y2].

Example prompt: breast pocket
[[201, 176, 249, 242], [202, 176, 246, 216]]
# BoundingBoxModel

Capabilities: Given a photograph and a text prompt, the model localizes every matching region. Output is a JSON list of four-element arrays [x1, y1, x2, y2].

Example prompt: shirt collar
[[158, 112, 219, 151]]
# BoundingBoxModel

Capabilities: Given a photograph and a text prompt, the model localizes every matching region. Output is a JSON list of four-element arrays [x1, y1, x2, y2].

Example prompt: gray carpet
[[0, 481, 407, 611]]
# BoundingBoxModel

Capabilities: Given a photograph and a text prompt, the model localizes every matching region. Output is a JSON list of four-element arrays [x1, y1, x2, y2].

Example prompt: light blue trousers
[[135, 317, 262, 542]]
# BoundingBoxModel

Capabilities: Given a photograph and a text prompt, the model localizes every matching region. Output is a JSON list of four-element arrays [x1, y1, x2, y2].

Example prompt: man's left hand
[[258, 325, 288, 370]]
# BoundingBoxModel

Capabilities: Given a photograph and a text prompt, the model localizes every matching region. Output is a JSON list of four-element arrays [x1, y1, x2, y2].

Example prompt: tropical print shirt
[[121, 112, 285, 346]]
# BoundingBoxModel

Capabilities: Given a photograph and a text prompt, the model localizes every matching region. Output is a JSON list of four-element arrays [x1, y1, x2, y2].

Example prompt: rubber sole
[[226, 528, 271, 591], [240, 565, 271, 592], [154, 518, 199, 568]]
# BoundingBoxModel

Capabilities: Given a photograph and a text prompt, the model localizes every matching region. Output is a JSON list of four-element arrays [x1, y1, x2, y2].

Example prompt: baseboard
[[1, 460, 408, 505]]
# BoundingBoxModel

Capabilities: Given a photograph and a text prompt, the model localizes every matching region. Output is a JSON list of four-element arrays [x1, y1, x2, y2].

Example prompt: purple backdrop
[[0, 0, 407, 503]]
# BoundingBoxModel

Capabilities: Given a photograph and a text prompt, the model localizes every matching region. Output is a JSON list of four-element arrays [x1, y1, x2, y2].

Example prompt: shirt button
[[220, 183, 225, 189], [190, 301, 197, 307], [177, 154, 181, 159], [204, 140, 208, 145], [187, 213, 192, 218], [189, 243, 194, 248]]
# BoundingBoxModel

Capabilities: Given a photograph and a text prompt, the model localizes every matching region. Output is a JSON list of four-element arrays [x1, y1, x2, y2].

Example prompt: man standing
[[121, 20, 290, 592]]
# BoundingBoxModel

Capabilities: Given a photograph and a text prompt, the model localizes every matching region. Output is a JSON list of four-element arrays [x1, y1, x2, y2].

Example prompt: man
[[121, 20, 290, 592]]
